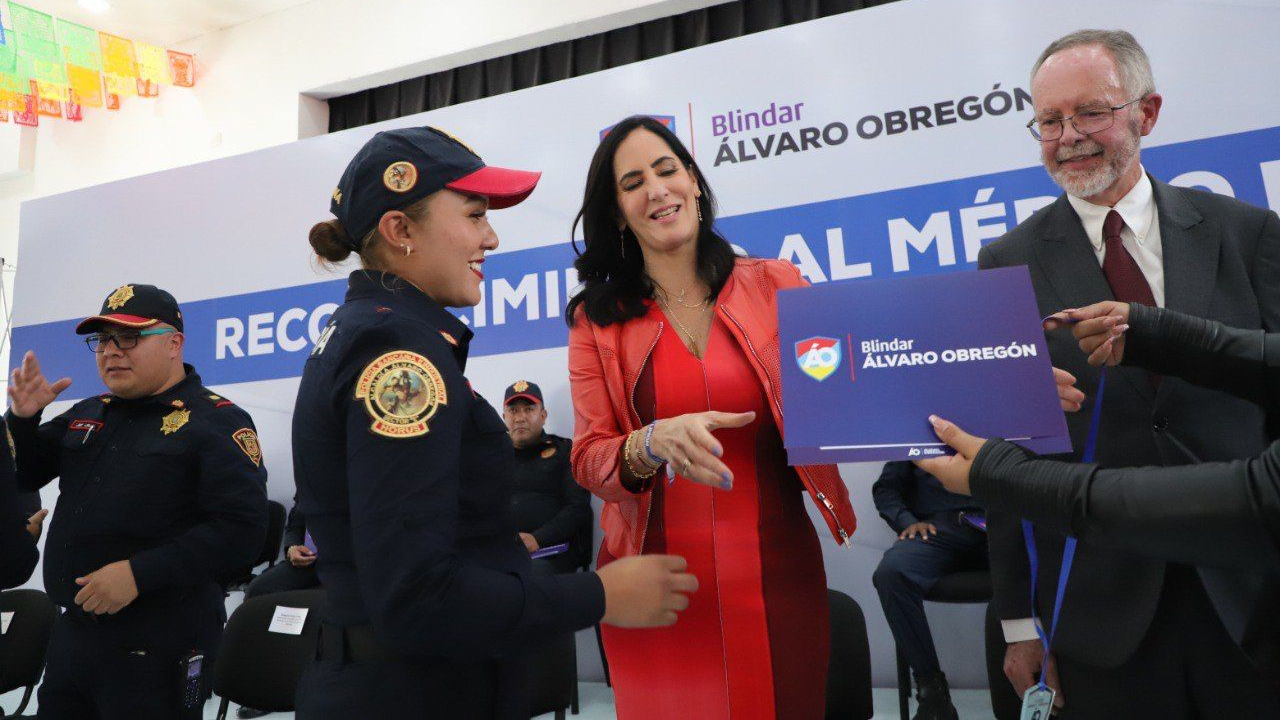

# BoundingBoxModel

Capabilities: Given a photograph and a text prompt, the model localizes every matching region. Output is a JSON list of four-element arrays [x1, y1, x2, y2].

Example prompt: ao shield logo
[[795, 336, 842, 382]]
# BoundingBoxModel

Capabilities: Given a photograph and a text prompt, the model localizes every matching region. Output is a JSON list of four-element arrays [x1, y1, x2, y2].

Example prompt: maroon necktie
[[1101, 210, 1156, 307], [1102, 209, 1159, 387]]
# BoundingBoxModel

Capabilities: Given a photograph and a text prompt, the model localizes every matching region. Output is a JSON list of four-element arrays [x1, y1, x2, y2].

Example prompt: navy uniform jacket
[[0, 418, 37, 589], [872, 461, 982, 534], [511, 432, 592, 557], [7, 366, 268, 615], [292, 271, 604, 666]]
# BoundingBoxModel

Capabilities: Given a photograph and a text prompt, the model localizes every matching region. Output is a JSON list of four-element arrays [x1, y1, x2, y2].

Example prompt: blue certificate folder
[[778, 266, 1071, 464]]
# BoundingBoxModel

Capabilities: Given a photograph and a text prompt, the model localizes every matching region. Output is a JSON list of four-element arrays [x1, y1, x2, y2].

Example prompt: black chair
[[984, 601, 1022, 720], [0, 589, 57, 717], [528, 630, 576, 720], [226, 500, 287, 593], [826, 588, 874, 719], [211, 588, 325, 720], [894, 570, 992, 720]]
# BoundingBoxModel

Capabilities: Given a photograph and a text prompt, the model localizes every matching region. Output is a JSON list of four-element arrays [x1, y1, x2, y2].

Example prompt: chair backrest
[[0, 589, 57, 693], [826, 588, 874, 720], [212, 588, 325, 712], [257, 500, 288, 567]]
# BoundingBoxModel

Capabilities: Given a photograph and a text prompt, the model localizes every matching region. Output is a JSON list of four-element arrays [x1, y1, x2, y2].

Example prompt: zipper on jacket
[[720, 304, 852, 545], [630, 321, 663, 553]]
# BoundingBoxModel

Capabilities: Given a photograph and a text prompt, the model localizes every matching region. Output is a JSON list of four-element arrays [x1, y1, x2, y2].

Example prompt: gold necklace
[[658, 296, 711, 356], [651, 278, 709, 310]]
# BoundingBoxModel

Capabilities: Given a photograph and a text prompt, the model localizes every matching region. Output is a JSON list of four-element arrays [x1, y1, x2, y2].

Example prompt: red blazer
[[569, 257, 857, 558]]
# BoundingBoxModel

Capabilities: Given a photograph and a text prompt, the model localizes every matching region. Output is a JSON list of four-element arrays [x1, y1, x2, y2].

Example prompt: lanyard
[[1020, 368, 1105, 687]]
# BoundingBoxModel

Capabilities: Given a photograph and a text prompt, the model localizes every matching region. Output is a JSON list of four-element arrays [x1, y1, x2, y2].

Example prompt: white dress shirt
[[1001, 169, 1166, 645]]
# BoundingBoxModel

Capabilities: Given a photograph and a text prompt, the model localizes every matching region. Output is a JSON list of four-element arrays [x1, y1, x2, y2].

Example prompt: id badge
[[1020, 684, 1055, 720]]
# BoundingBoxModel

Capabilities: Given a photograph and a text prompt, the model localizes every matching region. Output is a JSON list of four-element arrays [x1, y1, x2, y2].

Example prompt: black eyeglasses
[[85, 328, 176, 353], [1026, 97, 1144, 142]]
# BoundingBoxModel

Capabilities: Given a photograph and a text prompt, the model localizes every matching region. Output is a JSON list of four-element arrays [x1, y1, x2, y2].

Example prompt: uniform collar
[[104, 364, 201, 408], [345, 270, 475, 365], [1066, 168, 1156, 252]]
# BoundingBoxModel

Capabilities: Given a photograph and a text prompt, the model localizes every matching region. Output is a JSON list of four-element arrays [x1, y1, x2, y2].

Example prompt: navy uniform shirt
[[510, 432, 591, 553], [6, 366, 269, 610], [872, 460, 982, 533], [292, 271, 604, 662]]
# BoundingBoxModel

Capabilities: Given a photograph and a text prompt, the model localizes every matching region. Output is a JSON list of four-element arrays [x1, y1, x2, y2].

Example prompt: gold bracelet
[[623, 430, 660, 479]]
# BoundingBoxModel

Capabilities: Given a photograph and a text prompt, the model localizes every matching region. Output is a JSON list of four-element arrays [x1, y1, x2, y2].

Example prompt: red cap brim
[[75, 314, 159, 334], [446, 166, 541, 209], [503, 393, 542, 406]]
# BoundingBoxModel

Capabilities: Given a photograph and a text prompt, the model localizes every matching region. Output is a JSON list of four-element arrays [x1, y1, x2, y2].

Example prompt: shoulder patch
[[232, 428, 263, 467], [355, 350, 448, 438], [206, 393, 236, 408]]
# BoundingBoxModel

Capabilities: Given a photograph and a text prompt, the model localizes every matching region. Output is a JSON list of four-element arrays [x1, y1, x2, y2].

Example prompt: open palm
[[8, 351, 71, 418]]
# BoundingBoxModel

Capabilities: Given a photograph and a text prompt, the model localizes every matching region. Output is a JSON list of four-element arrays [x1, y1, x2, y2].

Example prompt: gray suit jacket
[[977, 175, 1280, 668]]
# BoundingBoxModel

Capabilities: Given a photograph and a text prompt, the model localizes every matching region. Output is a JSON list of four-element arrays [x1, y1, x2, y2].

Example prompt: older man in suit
[[978, 29, 1280, 717]]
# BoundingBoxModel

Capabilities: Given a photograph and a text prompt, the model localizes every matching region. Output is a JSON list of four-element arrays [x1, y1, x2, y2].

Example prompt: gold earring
[[401, 244, 412, 257], [619, 228, 626, 259], [696, 201, 703, 222]]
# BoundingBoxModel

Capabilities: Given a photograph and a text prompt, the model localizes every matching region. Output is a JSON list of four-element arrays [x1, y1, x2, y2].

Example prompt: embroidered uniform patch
[[354, 350, 448, 438], [232, 428, 263, 467], [161, 409, 190, 435], [106, 284, 134, 310]]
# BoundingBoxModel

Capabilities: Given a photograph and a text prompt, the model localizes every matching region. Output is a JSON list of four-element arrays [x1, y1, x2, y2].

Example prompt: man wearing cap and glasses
[[5, 283, 269, 719], [502, 380, 592, 574], [977, 29, 1280, 716]]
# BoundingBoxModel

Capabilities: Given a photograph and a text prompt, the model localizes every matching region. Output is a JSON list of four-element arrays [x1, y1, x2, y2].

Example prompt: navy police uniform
[[292, 271, 604, 718], [8, 285, 268, 719]]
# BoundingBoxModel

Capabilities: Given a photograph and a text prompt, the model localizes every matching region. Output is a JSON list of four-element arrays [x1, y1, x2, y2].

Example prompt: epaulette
[[205, 393, 236, 409]]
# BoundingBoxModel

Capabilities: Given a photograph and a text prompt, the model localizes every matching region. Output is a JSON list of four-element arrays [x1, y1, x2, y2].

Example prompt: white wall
[[0, 0, 732, 362]]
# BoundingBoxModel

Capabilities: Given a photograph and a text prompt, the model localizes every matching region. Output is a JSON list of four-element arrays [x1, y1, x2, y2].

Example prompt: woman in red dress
[[566, 116, 858, 719]]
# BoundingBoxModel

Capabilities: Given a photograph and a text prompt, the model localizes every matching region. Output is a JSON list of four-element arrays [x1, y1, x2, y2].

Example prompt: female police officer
[[293, 126, 697, 718]]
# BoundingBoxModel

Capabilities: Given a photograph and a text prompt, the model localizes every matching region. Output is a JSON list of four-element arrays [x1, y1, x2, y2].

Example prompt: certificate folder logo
[[795, 336, 843, 382]]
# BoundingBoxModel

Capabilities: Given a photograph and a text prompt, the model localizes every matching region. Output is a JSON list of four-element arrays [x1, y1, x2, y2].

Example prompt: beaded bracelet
[[643, 421, 667, 465], [622, 429, 660, 480]]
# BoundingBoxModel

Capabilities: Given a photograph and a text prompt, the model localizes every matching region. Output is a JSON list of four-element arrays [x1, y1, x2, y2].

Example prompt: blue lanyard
[[1020, 368, 1106, 688]]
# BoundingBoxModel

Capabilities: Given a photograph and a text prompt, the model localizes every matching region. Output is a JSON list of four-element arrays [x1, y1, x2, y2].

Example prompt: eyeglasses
[[1026, 97, 1144, 142], [85, 328, 176, 353]]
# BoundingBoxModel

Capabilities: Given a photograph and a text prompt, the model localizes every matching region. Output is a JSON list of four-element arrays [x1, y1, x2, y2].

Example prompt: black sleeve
[[0, 419, 37, 589], [871, 461, 919, 533], [339, 331, 603, 661], [971, 439, 1280, 572], [1124, 304, 1280, 411], [6, 408, 72, 493], [129, 408, 269, 593], [976, 243, 1034, 623], [531, 438, 593, 548], [282, 497, 306, 548]]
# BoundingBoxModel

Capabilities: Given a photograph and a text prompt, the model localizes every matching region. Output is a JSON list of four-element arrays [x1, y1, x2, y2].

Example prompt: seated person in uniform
[[502, 380, 593, 574], [245, 494, 320, 599], [238, 495, 320, 719], [872, 461, 989, 720]]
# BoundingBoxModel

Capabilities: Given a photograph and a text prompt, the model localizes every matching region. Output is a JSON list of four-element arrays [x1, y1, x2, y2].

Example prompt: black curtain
[[327, 0, 898, 132]]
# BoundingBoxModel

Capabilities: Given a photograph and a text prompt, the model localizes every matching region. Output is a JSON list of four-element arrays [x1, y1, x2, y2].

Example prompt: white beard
[[1048, 120, 1141, 200]]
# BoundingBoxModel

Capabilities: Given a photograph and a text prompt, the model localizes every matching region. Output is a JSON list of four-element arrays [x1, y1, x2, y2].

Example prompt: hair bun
[[309, 220, 354, 263]]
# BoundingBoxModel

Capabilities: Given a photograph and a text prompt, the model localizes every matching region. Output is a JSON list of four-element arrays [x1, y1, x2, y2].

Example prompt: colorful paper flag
[[66, 63, 102, 106], [134, 41, 169, 85], [32, 80, 59, 116], [167, 50, 194, 88], [58, 20, 101, 70], [64, 88, 82, 121], [99, 31, 136, 78], [11, 4, 66, 85], [13, 91, 37, 126], [0, 110, 8, 122]]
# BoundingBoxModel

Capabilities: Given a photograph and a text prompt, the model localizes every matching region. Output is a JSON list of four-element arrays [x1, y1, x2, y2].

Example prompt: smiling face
[[1032, 44, 1160, 204], [94, 324, 184, 398], [612, 128, 703, 257], [383, 189, 497, 308]]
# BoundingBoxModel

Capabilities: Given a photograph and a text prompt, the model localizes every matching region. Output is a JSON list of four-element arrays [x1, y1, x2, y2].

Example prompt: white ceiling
[[12, 0, 315, 46]]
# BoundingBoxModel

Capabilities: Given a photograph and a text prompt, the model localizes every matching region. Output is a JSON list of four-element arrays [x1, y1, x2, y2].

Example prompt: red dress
[[599, 307, 830, 719]]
